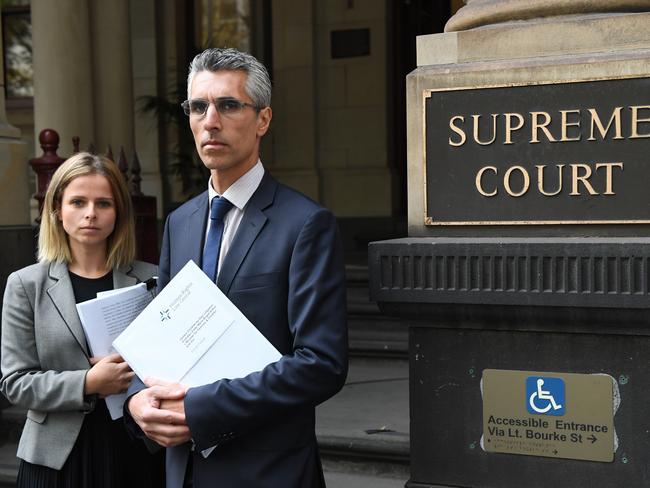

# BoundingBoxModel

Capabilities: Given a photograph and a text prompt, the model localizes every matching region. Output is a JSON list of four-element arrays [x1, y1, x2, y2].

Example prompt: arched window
[[196, 0, 252, 52]]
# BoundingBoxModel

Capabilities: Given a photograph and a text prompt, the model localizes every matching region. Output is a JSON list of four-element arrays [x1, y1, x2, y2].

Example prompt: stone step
[[347, 284, 380, 315], [345, 263, 369, 284], [316, 356, 409, 486], [348, 314, 408, 357], [323, 458, 408, 487], [345, 264, 408, 358], [0, 455, 409, 488]]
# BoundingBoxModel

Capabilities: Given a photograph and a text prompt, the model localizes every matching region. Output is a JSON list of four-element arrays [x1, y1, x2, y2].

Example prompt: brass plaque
[[423, 76, 650, 225], [482, 369, 615, 462]]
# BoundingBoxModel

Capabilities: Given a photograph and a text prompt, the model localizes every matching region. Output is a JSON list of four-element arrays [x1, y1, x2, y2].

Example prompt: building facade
[[1, 0, 462, 259]]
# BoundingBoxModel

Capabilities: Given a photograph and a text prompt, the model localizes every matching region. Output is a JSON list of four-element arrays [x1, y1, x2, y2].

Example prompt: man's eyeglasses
[[181, 97, 260, 117]]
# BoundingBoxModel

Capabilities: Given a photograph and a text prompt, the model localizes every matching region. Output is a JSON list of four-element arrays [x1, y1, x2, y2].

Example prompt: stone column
[[410, 1, 650, 236], [270, 0, 392, 217], [0, 13, 29, 226], [89, 0, 135, 156], [268, 0, 319, 201], [371, 1, 650, 487], [31, 0, 95, 157]]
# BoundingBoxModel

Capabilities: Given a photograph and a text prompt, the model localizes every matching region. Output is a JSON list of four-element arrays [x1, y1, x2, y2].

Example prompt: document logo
[[526, 376, 565, 416], [159, 308, 171, 322]]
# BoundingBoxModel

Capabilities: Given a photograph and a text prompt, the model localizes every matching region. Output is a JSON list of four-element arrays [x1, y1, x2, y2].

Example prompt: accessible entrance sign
[[482, 369, 615, 462]]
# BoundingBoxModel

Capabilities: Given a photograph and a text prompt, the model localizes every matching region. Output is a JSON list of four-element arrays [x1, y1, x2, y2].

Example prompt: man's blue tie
[[202, 196, 233, 282]]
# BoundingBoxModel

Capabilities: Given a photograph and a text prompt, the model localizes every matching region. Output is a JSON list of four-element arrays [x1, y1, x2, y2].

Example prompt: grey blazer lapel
[[46, 262, 89, 357], [113, 264, 137, 289], [217, 174, 276, 295]]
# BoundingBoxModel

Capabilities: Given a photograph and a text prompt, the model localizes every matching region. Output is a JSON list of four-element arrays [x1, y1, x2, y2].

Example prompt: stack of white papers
[[76, 282, 155, 419]]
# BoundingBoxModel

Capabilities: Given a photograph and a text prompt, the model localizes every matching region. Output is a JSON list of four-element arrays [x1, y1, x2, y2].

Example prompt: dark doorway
[[387, 0, 452, 218]]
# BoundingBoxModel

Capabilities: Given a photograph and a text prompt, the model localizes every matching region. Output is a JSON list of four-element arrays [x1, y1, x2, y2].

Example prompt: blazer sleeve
[[123, 376, 163, 453], [0, 271, 89, 412], [184, 208, 348, 450]]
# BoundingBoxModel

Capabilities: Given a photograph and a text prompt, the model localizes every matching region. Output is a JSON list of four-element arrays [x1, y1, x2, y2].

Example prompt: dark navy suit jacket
[[147, 173, 348, 487]]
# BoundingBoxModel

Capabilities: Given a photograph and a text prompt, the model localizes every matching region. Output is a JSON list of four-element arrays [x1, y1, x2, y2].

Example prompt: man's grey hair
[[187, 48, 272, 108]]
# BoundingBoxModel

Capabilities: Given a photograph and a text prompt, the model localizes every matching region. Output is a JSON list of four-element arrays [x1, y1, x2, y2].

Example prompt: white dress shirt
[[205, 161, 264, 277]]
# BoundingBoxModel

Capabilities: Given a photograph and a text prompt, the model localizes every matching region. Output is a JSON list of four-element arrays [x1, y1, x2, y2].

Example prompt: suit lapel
[[46, 262, 89, 357], [217, 174, 277, 295], [113, 264, 137, 289], [187, 192, 209, 271]]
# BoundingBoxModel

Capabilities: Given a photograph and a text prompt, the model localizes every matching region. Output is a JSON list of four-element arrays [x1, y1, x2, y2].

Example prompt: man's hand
[[127, 378, 191, 447], [146, 377, 188, 416]]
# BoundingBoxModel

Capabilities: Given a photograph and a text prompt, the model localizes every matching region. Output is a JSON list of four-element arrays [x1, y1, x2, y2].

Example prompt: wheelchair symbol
[[526, 377, 565, 416]]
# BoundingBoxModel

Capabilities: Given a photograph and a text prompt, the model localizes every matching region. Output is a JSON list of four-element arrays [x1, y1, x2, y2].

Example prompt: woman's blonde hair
[[38, 152, 136, 268]]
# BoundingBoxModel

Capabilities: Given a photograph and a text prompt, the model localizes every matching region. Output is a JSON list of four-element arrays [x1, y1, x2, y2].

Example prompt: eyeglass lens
[[184, 98, 251, 116]]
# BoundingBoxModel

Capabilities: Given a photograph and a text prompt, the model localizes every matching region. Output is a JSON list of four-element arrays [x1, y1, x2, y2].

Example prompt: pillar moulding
[[445, 0, 650, 32]]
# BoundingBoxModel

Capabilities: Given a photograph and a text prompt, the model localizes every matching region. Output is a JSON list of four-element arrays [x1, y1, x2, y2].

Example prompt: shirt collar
[[207, 160, 264, 210]]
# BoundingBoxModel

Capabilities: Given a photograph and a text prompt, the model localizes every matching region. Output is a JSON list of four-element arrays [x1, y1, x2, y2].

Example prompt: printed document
[[113, 260, 281, 389], [76, 282, 155, 419]]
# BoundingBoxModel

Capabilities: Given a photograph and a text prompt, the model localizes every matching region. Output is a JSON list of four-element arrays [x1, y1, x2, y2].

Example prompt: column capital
[[445, 0, 650, 32]]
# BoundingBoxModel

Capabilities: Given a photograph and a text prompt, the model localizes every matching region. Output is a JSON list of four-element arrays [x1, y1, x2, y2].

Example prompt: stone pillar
[[409, 2, 650, 236], [31, 0, 95, 157], [0, 14, 29, 226], [370, 1, 650, 487], [89, 0, 135, 156], [269, 0, 320, 201], [269, 0, 392, 217]]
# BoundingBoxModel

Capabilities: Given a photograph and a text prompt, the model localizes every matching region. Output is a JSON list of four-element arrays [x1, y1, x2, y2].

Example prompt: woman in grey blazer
[[1, 153, 164, 487]]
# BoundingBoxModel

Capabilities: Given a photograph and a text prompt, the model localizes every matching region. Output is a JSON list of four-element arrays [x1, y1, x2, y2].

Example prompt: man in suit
[[126, 48, 348, 487]]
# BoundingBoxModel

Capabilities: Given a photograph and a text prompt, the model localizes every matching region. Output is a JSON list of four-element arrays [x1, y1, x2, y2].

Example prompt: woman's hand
[[84, 353, 134, 397]]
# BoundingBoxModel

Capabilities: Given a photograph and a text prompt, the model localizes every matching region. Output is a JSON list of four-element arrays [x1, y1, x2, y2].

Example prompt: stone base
[[370, 237, 650, 487], [407, 326, 647, 488]]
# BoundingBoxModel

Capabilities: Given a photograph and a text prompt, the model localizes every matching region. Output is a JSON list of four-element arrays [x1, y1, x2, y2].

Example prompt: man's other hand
[[127, 378, 191, 447]]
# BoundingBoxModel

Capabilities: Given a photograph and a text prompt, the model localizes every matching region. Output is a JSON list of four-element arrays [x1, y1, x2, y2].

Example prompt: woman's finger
[[105, 353, 124, 363]]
